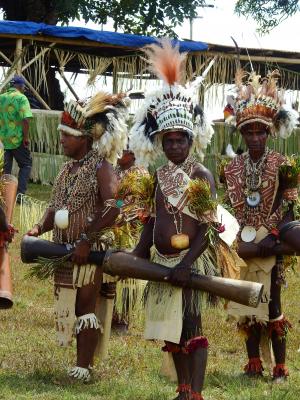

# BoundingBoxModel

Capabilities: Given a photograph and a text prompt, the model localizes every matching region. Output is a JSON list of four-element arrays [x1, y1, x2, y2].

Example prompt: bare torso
[[154, 186, 199, 254], [153, 163, 215, 255]]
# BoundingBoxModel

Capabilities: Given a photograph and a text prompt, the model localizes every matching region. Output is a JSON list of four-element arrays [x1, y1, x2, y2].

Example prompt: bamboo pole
[[21, 75, 51, 110], [0, 50, 12, 65], [0, 46, 26, 91], [57, 68, 79, 100], [0, 45, 51, 109], [0, 33, 130, 50], [21, 44, 55, 72], [112, 59, 118, 94], [0, 70, 16, 92], [15, 38, 23, 74], [205, 51, 300, 66]]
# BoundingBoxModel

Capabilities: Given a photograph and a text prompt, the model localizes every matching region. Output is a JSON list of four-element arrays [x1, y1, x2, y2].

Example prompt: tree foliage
[[0, 1, 299, 35], [86, 1, 211, 36], [0, 0, 210, 35], [235, 0, 300, 33], [0, 0, 92, 25]]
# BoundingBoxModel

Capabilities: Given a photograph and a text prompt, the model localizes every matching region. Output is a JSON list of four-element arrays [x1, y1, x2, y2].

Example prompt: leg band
[[183, 336, 209, 354], [244, 357, 263, 375], [162, 336, 209, 354], [101, 282, 116, 299], [191, 391, 204, 400], [273, 363, 289, 378], [268, 315, 292, 339], [176, 383, 191, 393], [75, 313, 102, 335], [161, 342, 182, 353], [68, 366, 91, 382]]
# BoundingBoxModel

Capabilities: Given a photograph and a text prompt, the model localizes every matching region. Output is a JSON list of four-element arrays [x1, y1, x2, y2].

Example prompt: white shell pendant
[[241, 226, 256, 242], [55, 209, 69, 229], [246, 191, 261, 207]]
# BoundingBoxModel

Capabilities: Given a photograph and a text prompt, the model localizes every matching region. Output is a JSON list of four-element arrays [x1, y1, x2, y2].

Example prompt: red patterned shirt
[[224, 150, 286, 232]]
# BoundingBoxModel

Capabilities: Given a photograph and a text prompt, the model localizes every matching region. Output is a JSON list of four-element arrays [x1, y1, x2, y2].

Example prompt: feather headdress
[[130, 39, 215, 167], [58, 92, 129, 164], [224, 68, 299, 138]]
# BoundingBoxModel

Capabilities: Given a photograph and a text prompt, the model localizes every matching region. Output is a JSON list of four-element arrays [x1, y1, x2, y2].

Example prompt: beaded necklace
[[244, 148, 270, 194], [240, 148, 270, 241], [163, 196, 183, 234], [58, 150, 96, 210], [52, 150, 102, 244]]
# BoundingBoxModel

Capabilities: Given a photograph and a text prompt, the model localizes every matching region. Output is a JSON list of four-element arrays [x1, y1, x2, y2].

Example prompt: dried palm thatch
[[78, 54, 112, 86]]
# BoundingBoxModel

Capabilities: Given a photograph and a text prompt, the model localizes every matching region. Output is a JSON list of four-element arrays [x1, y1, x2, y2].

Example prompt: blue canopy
[[0, 20, 208, 52]]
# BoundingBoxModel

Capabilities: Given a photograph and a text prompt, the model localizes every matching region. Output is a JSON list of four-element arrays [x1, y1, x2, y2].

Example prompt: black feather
[[142, 109, 158, 141], [194, 104, 204, 124], [273, 109, 289, 131]]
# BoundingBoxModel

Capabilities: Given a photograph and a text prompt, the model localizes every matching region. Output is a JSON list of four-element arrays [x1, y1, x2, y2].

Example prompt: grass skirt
[[144, 246, 218, 344]]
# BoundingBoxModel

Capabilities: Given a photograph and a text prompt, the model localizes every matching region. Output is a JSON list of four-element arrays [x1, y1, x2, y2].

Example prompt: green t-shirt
[[0, 88, 33, 149]]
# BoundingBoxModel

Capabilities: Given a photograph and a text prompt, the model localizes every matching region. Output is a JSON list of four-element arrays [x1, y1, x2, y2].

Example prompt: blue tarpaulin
[[0, 20, 208, 52]]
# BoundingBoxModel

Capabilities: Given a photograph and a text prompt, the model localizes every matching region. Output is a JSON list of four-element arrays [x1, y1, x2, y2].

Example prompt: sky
[[176, 0, 300, 52], [67, 0, 300, 52]]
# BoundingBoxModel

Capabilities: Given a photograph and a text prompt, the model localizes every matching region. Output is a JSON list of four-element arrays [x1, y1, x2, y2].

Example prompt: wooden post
[[57, 68, 79, 100], [15, 39, 23, 75], [21, 44, 55, 73], [0, 46, 51, 109], [112, 59, 118, 94], [0, 71, 16, 93], [0, 47, 25, 92], [21, 75, 51, 110], [0, 51, 12, 65]]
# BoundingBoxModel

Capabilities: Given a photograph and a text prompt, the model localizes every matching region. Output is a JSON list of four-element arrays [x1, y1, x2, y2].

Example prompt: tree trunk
[[0, 0, 27, 20], [0, 0, 58, 24], [25, 0, 58, 24]]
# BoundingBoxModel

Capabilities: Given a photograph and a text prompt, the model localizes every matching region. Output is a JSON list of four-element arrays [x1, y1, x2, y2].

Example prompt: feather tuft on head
[[266, 70, 281, 99], [235, 68, 247, 91], [143, 39, 187, 86], [84, 92, 126, 118]]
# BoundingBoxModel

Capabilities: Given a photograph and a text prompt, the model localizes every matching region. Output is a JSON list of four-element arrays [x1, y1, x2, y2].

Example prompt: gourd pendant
[[54, 209, 69, 229], [171, 233, 190, 250]]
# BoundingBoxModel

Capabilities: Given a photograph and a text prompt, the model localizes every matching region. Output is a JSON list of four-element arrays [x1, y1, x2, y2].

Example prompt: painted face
[[162, 130, 192, 164], [240, 122, 269, 155], [60, 131, 87, 157]]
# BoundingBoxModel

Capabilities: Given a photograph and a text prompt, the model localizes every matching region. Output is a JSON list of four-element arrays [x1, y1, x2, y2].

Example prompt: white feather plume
[[226, 144, 237, 159], [278, 107, 299, 139]]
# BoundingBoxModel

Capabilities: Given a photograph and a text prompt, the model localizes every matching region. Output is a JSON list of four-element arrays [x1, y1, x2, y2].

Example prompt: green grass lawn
[[0, 184, 299, 399]]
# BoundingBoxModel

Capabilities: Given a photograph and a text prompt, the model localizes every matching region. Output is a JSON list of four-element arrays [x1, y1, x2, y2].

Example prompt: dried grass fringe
[[143, 246, 219, 320]]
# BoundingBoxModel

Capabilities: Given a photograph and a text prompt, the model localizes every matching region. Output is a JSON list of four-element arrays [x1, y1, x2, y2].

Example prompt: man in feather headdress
[[130, 40, 239, 400], [26, 92, 129, 382], [224, 69, 299, 381]]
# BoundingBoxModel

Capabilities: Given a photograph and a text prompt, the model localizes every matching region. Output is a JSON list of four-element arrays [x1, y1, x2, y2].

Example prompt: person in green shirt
[[0, 75, 33, 198]]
